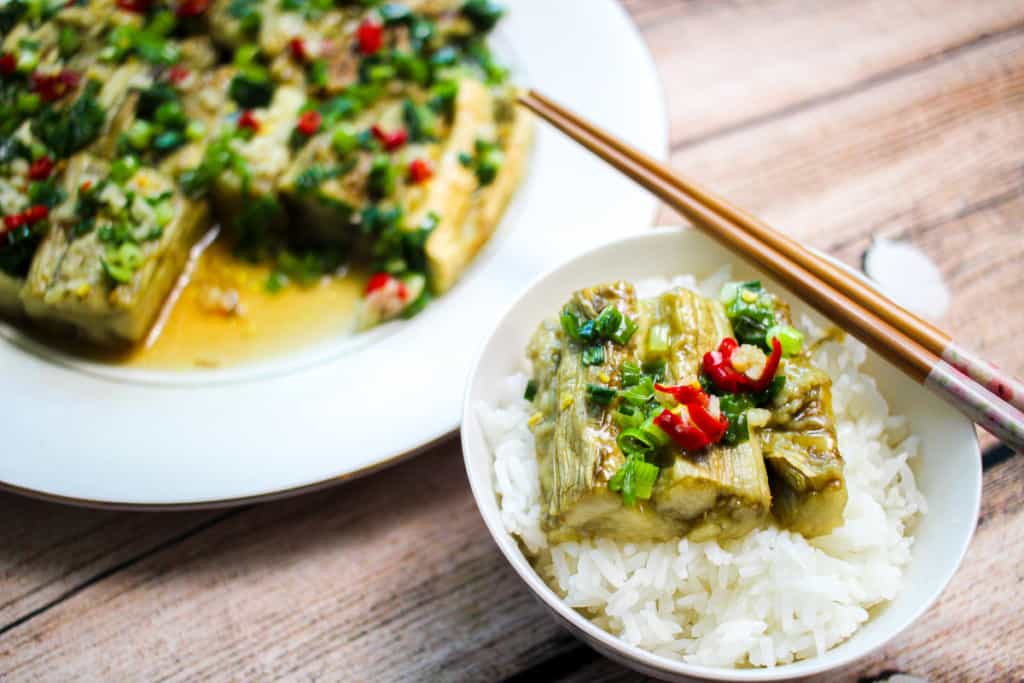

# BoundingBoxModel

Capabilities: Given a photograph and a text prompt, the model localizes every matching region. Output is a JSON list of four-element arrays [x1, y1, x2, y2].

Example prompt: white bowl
[[461, 226, 981, 682]]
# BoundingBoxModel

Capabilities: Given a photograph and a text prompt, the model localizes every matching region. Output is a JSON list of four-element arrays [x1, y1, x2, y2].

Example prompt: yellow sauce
[[121, 235, 365, 370]]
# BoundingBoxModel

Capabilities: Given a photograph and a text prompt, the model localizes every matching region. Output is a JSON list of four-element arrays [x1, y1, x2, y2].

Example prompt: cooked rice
[[476, 273, 926, 668]]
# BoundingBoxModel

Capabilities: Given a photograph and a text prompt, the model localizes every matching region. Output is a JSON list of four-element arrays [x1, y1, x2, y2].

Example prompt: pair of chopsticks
[[518, 89, 1024, 452]]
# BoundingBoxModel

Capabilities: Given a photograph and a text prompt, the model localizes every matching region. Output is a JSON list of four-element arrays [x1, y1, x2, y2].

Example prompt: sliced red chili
[[3, 214, 25, 231], [408, 158, 433, 184], [22, 205, 49, 223], [27, 156, 54, 181], [31, 70, 80, 102], [166, 65, 190, 85], [364, 272, 410, 301], [116, 0, 150, 13], [175, 0, 210, 17], [686, 402, 728, 443], [751, 337, 783, 393], [296, 110, 322, 136], [356, 19, 384, 55], [365, 272, 393, 295], [371, 125, 407, 151], [289, 38, 308, 62], [0, 54, 15, 77], [237, 110, 261, 133], [654, 382, 706, 406], [653, 409, 711, 451], [702, 336, 783, 394]]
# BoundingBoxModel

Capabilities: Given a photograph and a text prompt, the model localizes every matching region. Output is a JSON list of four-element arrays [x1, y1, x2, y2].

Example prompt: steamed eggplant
[[23, 156, 209, 343], [648, 288, 773, 541], [526, 279, 846, 544], [1, 1, 529, 345], [528, 282, 679, 543]]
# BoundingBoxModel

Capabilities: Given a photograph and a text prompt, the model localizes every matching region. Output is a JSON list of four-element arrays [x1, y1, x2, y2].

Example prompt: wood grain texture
[[2, 1, 1023, 680], [623, 0, 1024, 147]]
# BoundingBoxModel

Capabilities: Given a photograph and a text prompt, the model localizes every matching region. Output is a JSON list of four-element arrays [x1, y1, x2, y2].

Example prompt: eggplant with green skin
[[527, 281, 678, 543], [529, 280, 846, 544], [759, 356, 846, 537], [647, 287, 773, 541], [756, 299, 847, 537], [22, 156, 209, 344]]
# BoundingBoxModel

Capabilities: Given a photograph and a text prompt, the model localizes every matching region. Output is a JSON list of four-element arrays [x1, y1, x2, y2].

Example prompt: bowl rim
[[460, 225, 982, 681]]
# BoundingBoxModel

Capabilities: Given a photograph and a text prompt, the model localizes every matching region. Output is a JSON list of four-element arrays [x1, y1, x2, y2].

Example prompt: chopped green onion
[[185, 120, 207, 141], [718, 393, 753, 446], [153, 130, 185, 152], [642, 360, 666, 383], [617, 427, 656, 457], [153, 200, 175, 227], [110, 155, 140, 183], [16, 92, 40, 114], [610, 314, 638, 345], [619, 375, 654, 406], [647, 323, 670, 354], [609, 454, 659, 506], [126, 120, 154, 150], [473, 139, 503, 186], [367, 63, 396, 83], [559, 306, 581, 340], [595, 305, 623, 338], [58, 25, 80, 57], [641, 413, 672, 448], [719, 281, 739, 304], [581, 344, 604, 366], [16, 48, 39, 73], [523, 379, 538, 402], [620, 362, 642, 388], [631, 459, 659, 502], [577, 320, 597, 343], [723, 280, 777, 349], [155, 101, 187, 128], [766, 324, 804, 356], [461, 0, 505, 32], [613, 406, 644, 430], [585, 383, 616, 407], [366, 154, 396, 199], [331, 124, 359, 156], [102, 242, 144, 284]]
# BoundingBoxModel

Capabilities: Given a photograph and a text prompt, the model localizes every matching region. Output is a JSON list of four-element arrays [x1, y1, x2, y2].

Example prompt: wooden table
[[3, 1, 1022, 680]]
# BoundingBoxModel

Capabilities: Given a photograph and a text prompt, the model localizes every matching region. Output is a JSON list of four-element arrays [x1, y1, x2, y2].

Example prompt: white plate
[[462, 227, 981, 681], [0, 0, 668, 507]]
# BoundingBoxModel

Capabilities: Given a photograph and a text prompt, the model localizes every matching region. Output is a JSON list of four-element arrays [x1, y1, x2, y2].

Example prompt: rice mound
[[476, 273, 927, 668]]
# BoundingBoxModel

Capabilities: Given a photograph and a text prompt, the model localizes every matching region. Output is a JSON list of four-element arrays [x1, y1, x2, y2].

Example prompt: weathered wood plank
[[622, 0, 1024, 145], [654, 30, 1024, 373], [0, 444, 570, 681], [0, 494, 221, 630]]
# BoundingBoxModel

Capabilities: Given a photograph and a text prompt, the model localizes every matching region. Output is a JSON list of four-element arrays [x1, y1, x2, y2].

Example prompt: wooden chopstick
[[518, 89, 1024, 451], [521, 91, 1024, 413]]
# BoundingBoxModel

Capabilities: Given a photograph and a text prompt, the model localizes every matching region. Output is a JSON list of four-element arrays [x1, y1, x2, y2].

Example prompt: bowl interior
[[462, 226, 981, 681]]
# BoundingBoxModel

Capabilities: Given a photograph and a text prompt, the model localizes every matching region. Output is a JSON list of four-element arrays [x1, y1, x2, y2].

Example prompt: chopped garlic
[[730, 344, 768, 379]]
